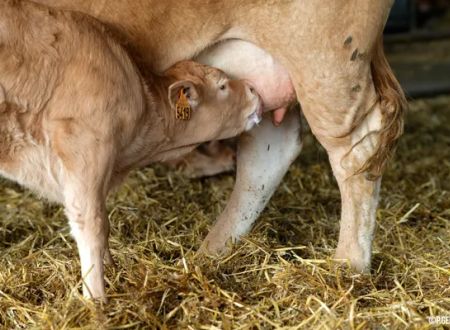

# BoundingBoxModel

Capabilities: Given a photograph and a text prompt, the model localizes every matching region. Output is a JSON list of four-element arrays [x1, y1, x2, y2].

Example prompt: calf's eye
[[183, 87, 190, 98], [219, 84, 226, 90]]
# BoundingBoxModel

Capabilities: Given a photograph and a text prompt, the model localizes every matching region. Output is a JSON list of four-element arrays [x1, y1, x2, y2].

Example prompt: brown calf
[[0, 0, 262, 299]]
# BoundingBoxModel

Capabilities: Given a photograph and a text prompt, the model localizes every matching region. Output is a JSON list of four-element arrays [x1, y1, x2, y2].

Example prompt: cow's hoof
[[334, 248, 371, 274], [198, 235, 233, 257]]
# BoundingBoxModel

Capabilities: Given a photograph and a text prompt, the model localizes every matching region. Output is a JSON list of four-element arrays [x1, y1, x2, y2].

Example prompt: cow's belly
[[195, 40, 295, 112]]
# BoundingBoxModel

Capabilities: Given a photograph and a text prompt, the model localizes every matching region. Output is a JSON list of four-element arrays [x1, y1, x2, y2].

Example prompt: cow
[[0, 0, 263, 299], [33, 0, 406, 275]]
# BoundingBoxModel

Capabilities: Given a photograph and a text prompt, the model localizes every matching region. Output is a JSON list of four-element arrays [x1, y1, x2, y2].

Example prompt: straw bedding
[[0, 96, 449, 329]]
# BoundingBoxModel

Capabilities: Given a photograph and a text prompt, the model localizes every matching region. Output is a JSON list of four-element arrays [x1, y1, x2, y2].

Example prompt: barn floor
[[0, 96, 449, 329]]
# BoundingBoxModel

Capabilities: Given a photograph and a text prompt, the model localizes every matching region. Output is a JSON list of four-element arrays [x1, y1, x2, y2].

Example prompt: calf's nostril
[[249, 86, 255, 94]]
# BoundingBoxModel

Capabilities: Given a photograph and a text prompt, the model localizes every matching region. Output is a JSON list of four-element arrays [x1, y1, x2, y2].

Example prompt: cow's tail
[[358, 35, 407, 180]]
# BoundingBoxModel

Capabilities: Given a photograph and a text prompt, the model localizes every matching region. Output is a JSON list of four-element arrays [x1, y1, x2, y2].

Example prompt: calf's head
[[165, 61, 262, 143]]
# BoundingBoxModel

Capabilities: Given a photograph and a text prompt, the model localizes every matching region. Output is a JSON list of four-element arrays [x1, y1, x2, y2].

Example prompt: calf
[[0, 0, 262, 299]]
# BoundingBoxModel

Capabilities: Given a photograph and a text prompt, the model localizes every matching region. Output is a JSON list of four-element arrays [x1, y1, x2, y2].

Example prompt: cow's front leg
[[200, 109, 302, 255]]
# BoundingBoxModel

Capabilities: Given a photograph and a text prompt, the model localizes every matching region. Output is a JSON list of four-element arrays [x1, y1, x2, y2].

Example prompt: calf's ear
[[168, 80, 200, 111]]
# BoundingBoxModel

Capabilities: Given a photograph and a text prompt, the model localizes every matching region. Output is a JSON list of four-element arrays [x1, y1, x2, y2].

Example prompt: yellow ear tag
[[175, 89, 191, 120]]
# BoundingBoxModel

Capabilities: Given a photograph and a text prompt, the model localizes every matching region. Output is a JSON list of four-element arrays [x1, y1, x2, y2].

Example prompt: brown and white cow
[[0, 0, 263, 299], [33, 0, 406, 275]]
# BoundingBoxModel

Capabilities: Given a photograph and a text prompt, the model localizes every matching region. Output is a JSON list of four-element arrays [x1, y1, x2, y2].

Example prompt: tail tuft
[[358, 35, 407, 180]]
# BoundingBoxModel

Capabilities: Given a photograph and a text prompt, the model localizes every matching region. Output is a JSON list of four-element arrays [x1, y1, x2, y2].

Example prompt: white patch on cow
[[357, 179, 380, 266]]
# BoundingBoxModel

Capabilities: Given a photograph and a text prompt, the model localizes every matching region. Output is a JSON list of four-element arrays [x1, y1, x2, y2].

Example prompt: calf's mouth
[[245, 96, 263, 131]]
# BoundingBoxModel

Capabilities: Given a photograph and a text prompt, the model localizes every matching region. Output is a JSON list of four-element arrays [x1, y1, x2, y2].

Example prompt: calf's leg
[[167, 141, 236, 178], [200, 109, 302, 254], [54, 123, 114, 299], [64, 184, 109, 299]]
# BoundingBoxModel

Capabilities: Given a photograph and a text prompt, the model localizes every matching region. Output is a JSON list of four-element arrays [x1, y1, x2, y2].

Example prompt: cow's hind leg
[[200, 109, 302, 254], [329, 141, 382, 272], [288, 37, 405, 272]]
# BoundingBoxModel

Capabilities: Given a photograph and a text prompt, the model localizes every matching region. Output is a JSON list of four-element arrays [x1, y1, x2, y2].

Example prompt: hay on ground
[[0, 96, 449, 329]]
